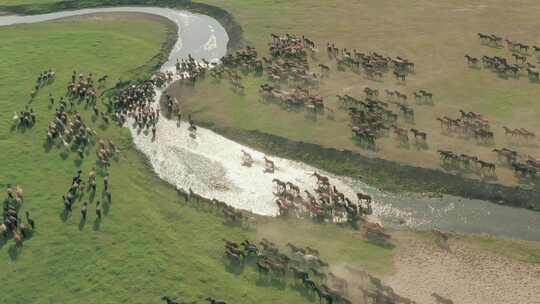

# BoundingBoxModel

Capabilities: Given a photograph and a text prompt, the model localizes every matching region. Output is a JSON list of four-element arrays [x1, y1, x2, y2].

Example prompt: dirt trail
[[386, 236, 540, 304]]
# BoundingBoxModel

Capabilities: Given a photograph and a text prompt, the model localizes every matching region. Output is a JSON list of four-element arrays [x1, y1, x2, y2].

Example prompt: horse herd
[[272, 171, 373, 227], [467, 33, 540, 81], [1, 185, 35, 248], [223, 237, 353, 304], [12, 68, 55, 129]]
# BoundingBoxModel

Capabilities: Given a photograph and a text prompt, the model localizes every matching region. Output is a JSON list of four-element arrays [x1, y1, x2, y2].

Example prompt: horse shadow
[[103, 201, 110, 216], [480, 174, 498, 182], [484, 43, 504, 49], [415, 100, 434, 106], [93, 218, 101, 231], [365, 76, 384, 83], [222, 219, 243, 228], [496, 72, 511, 80], [269, 277, 287, 290], [210, 77, 222, 85], [78, 217, 86, 231], [414, 141, 428, 150], [59, 151, 70, 160], [254, 275, 286, 289], [440, 162, 461, 172], [59, 210, 70, 222], [224, 261, 245, 275], [397, 141, 410, 150], [8, 244, 20, 261], [474, 139, 494, 147], [516, 175, 538, 187], [0, 236, 8, 251], [23, 229, 34, 241], [303, 111, 318, 122], [43, 141, 54, 153], [290, 283, 317, 301]]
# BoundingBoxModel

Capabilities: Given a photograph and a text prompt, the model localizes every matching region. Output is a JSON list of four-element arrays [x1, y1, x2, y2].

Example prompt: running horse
[[241, 150, 254, 167], [263, 156, 275, 173]]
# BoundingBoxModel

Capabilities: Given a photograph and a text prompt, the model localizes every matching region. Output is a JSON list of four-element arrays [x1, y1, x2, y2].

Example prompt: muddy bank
[[0, 0, 244, 53], [197, 125, 540, 211]]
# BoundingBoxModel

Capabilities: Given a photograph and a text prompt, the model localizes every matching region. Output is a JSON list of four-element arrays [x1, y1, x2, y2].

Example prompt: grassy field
[[0, 12, 396, 304], [0, 2, 539, 304], [171, 0, 540, 188]]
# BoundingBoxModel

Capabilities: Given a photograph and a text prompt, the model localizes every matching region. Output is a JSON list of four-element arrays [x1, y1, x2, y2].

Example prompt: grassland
[[169, 0, 540, 189], [0, 2, 539, 304], [0, 12, 395, 304]]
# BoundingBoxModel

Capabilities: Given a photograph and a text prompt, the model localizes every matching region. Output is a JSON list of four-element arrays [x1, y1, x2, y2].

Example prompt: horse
[[409, 128, 427, 141], [464, 54, 479, 66], [393, 70, 406, 81]]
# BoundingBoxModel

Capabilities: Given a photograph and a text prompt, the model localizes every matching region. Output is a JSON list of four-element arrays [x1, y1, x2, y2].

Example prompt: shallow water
[[1, 7, 539, 241]]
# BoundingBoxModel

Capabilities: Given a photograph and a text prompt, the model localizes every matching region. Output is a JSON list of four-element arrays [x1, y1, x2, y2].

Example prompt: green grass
[[0, 12, 394, 304]]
